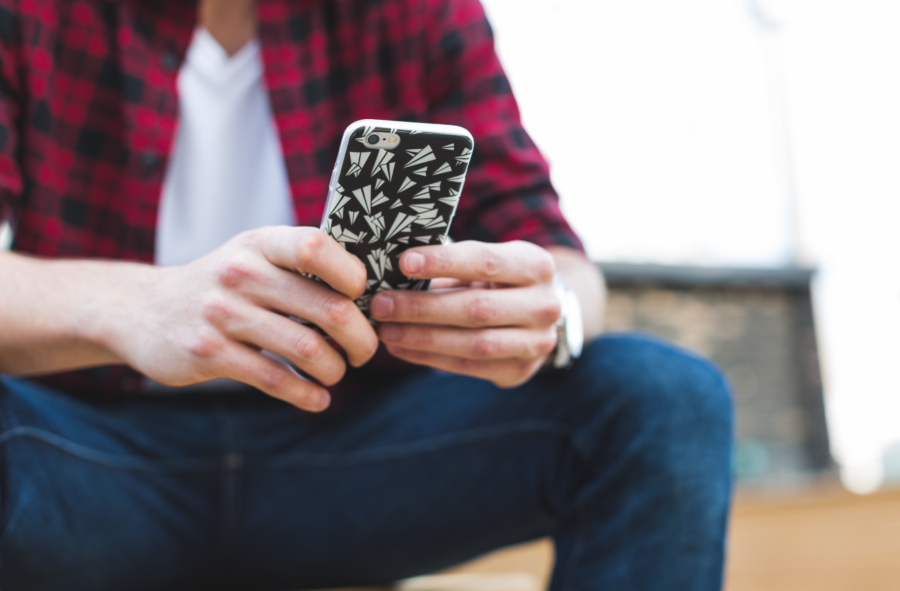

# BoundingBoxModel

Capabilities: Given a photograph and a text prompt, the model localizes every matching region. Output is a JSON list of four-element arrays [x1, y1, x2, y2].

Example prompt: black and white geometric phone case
[[319, 120, 474, 324]]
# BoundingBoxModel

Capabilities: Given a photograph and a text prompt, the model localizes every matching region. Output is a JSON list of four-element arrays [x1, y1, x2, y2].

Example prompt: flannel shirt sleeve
[[423, 0, 584, 252], [0, 2, 22, 228]]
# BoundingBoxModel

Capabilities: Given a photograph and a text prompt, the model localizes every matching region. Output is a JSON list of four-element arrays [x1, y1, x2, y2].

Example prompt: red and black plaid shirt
[[0, 0, 583, 396]]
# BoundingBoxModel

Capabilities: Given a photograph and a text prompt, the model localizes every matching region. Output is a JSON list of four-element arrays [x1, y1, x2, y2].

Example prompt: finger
[[398, 241, 556, 285], [217, 343, 331, 411], [255, 226, 368, 300], [378, 324, 557, 362], [385, 345, 543, 389], [221, 308, 347, 386], [213, 262, 379, 367], [370, 285, 561, 329], [260, 272, 379, 367]]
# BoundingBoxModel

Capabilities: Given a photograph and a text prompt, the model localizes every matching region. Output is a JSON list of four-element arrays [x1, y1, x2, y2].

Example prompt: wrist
[[69, 260, 162, 364]]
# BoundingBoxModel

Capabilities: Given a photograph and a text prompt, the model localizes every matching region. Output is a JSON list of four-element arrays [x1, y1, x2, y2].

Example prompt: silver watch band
[[549, 276, 584, 369]]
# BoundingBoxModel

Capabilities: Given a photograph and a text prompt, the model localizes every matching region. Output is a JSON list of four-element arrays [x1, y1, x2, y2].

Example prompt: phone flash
[[389, 137, 397, 143]]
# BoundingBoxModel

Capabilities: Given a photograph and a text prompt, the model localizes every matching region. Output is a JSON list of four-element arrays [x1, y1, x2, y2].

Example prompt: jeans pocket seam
[[0, 490, 26, 548], [0, 438, 23, 547], [254, 421, 578, 469]]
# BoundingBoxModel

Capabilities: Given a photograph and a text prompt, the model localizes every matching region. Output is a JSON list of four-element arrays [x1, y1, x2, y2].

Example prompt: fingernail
[[404, 252, 424, 275], [380, 324, 400, 342], [371, 293, 394, 319], [311, 390, 331, 412]]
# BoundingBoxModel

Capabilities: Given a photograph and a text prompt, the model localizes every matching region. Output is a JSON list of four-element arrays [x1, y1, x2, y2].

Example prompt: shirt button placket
[[141, 153, 160, 170], [148, 48, 179, 180], [160, 49, 179, 73]]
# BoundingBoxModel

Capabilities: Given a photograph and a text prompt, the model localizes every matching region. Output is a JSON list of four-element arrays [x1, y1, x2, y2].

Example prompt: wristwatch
[[548, 276, 584, 369]]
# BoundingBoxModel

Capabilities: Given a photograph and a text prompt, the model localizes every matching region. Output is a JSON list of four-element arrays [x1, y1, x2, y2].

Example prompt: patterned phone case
[[319, 120, 474, 323]]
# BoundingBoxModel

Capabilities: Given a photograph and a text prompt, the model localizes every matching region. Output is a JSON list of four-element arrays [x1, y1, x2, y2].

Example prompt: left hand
[[370, 240, 561, 388]]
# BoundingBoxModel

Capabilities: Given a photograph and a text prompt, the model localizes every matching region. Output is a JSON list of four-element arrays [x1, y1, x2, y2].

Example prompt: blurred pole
[[747, 0, 808, 267]]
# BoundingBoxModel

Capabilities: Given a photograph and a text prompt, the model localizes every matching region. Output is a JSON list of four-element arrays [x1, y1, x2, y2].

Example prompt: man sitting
[[0, 0, 733, 589]]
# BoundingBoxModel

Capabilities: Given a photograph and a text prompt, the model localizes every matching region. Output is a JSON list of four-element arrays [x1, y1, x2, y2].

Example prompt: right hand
[[108, 226, 378, 412]]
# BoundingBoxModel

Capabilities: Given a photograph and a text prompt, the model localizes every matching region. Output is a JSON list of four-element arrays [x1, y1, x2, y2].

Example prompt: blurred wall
[[602, 263, 833, 488]]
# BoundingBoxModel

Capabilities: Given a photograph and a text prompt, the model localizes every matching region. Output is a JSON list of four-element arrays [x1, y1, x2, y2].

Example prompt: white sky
[[480, 0, 900, 492]]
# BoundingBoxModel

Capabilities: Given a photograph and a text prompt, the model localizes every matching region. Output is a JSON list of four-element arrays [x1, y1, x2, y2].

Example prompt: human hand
[[109, 227, 378, 411], [370, 241, 561, 388]]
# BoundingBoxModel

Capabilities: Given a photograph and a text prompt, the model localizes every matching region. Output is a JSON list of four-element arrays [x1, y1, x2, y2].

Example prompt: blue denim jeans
[[0, 334, 732, 591]]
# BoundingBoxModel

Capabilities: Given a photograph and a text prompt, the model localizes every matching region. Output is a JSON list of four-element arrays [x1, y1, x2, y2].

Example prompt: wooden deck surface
[[726, 486, 900, 591], [326, 486, 900, 590], [445, 486, 900, 590]]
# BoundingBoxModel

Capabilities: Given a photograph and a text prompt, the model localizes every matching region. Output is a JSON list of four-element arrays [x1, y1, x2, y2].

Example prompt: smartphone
[[317, 119, 474, 323]]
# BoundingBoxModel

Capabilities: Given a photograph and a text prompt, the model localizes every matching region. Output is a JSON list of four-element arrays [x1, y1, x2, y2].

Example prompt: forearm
[[547, 246, 606, 341], [0, 251, 152, 375]]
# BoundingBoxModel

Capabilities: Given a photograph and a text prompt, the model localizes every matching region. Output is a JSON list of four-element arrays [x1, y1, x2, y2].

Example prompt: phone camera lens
[[367, 135, 380, 145]]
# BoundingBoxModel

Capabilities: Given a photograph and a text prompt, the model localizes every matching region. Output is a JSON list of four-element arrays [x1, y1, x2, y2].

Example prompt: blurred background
[[460, 0, 900, 588]]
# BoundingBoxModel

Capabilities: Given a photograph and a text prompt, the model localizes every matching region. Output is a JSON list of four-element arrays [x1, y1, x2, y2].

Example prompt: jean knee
[[576, 334, 733, 456], [550, 336, 733, 546]]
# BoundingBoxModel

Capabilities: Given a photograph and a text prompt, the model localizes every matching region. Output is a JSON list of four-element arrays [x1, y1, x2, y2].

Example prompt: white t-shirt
[[155, 28, 295, 267], [148, 30, 294, 393]]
